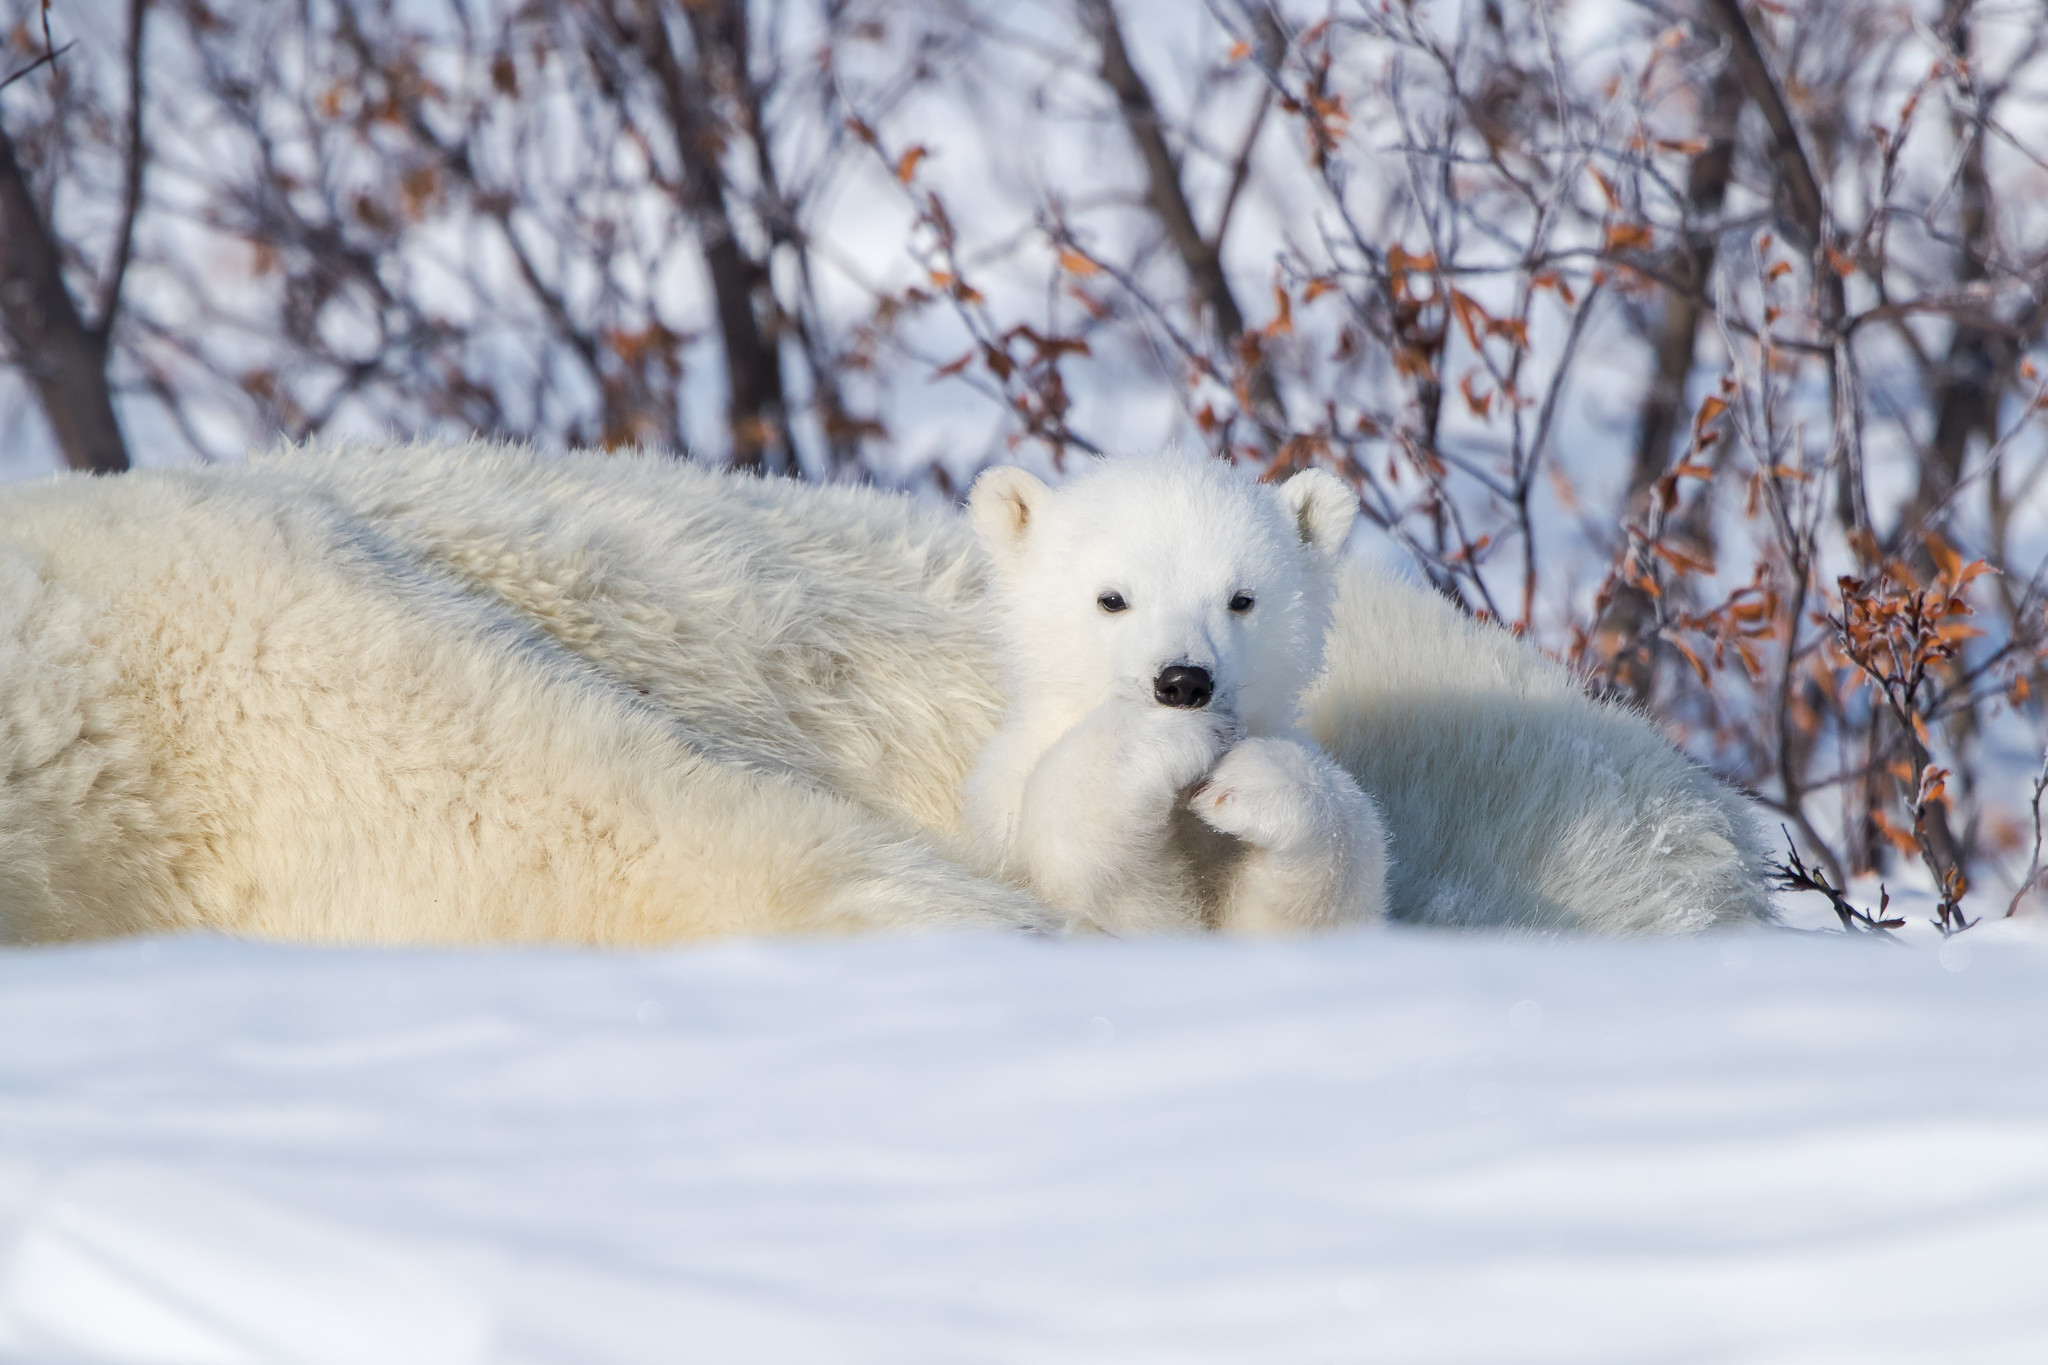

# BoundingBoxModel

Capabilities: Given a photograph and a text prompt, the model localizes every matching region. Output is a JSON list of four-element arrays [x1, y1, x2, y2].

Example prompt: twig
[[2007, 751, 2048, 917], [92, 1, 148, 335], [0, 40, 72, 95], [1770, 828, 1904, 937]]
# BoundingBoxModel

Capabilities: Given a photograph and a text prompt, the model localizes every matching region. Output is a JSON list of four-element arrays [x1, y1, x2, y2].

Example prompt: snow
[[4, 924, 2047, 1363]]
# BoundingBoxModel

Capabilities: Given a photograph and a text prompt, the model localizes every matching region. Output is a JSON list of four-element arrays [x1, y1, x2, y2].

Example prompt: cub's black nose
[[1153, 664, 1214, 709]]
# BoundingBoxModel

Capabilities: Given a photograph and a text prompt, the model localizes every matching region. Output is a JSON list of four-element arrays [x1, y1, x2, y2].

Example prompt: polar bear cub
[[963, 454, 1389, 934]]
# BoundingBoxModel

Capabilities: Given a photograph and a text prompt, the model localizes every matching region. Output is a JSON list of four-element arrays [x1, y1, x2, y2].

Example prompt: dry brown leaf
[[1531, 269, 1577, 305], [1459, 370, 1493, 419], [1670, 636, 1711, 683], [1448, 290, 1491, 352], [1603, 222, 1654, 252], [1588, 167, 1619, 209], [1265, 286, 1293, 337], [1692, 394, 1729, 446]]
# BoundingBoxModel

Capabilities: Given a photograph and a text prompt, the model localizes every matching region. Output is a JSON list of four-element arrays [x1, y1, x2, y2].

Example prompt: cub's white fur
[[0, 440, 1772, 945], [962, 456, 1388, 933]]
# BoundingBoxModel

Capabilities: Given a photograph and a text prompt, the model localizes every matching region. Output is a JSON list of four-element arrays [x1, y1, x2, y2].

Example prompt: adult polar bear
[[0, 440, 1770, 945]]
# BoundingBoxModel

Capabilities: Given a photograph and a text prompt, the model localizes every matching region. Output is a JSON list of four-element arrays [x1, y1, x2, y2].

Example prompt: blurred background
[[2, 0, 2046, 926]]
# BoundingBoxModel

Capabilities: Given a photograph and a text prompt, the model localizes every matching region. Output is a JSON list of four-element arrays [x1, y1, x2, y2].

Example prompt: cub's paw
[[1134, 703, 1244, 794], [1190, 737, 1334, 850]]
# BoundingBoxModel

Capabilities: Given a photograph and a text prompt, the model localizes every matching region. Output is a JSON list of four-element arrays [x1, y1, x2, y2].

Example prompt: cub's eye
[[1228, 592, 1256, 614], [1097, 591, 1129, 613]]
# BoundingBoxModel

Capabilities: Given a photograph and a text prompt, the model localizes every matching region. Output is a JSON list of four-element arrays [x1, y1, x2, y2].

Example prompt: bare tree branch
[[1078, 0, 1284, 436], [1702, 0, 1826, 252], [92, 0, 147, 336]]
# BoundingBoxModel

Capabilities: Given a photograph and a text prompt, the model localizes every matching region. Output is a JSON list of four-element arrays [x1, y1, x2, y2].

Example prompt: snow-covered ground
[[3, 922, 2046, 1364]]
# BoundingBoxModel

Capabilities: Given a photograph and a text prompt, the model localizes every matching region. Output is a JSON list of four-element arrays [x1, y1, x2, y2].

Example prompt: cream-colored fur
[[0, 440, 1771, 944], [1309, 573, 1773, 932], [0, 467, 1055, 945]]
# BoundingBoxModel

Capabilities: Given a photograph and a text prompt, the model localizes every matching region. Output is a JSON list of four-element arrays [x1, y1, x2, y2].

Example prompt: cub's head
[[967, 453, 1356, 732]]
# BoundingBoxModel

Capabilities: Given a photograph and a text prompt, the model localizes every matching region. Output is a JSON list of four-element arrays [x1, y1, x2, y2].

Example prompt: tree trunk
[[1900, 4, 2003, 545], [635, 0, 790, 473], [0, 119, 129, 473]]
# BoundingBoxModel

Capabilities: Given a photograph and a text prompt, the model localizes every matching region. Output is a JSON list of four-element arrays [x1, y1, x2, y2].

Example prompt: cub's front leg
[[1016, 698, 1240, 933], [1191, 737, 1389, 933]]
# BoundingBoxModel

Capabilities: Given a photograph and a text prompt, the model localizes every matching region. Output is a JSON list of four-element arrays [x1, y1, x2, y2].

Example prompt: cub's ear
[[967, 465, 1049, 560], [1279, 468, 1357, 558]]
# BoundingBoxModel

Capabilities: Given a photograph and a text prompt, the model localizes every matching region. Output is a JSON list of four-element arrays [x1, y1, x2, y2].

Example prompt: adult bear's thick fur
[[0, 441, 1772, 944]]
